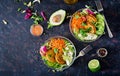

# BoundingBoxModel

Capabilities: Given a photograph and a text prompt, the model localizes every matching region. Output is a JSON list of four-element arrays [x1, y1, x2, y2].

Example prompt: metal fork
[[95, 0, 113, 38], [75, 45, 93, 59]]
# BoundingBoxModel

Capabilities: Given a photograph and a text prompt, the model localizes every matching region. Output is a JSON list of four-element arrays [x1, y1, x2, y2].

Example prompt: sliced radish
[[86, 9, 95, 15], [40, 50, 46, 56], [40, 46, 47, 53]]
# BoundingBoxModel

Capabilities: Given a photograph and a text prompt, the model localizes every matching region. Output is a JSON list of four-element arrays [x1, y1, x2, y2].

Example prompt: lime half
[[88, 59, 100, 72]]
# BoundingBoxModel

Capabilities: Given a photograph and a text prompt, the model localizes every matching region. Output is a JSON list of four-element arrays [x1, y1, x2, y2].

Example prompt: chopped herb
[[31, 15, 36, 19], [86, 27, 92, 32], [75, 15, 79, 19], [31, 14, 43, 24], [79, 27, 91, 37], [17, 8, 21, 12], [23, 2, 27, 6], [80, 29, 87, 37], [34, 20, 38, 24], [82, 22, 86, 26], [54, 48, 58, 53]]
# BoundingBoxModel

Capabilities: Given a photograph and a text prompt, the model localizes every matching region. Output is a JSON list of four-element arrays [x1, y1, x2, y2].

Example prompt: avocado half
[[48, 9, 66, 29]]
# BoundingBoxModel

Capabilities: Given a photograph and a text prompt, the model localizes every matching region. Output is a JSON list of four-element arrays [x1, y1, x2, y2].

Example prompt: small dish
[[40, 36, 76, 71], [97, 48, 108, 58], [69, 7, 105, 43], [30, 24, 43, 36]]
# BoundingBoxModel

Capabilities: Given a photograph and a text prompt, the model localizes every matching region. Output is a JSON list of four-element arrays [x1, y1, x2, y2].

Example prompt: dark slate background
[[0, 0, 120, 76]]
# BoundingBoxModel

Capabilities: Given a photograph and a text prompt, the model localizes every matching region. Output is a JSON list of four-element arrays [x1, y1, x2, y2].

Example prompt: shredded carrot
[[49, 38, 65, 53], [71, 12, 85, 31]]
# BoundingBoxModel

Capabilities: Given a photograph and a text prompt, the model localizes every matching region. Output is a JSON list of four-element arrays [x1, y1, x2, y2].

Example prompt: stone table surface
[[0, 0, 120, 76]]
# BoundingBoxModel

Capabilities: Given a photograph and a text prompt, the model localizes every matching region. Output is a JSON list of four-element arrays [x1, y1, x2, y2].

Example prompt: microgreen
[[23, 2, 27, 6], [82, 22, 86, 26], [47, 21, 53, 29], [17, 0, 45, 25], [54, 48, 58, 54], [17, 8, 21, 12], [80, 27, 92, 37], [80, 29, 87, 37], [75, 15, 79, 19]]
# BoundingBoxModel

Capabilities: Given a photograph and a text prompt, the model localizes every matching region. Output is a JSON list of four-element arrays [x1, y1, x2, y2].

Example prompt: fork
[[95, 0, 113, 38], [75, 45, 93, 59]]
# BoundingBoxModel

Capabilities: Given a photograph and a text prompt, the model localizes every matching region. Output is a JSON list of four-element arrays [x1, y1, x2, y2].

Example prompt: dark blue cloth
[[0, 0, 120, 76]]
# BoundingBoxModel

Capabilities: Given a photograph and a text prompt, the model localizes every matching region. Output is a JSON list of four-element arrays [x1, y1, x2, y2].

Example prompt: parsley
[[79, 27, 92, 37], [80, 29, 87, 37], [54, 48, 58, 54]]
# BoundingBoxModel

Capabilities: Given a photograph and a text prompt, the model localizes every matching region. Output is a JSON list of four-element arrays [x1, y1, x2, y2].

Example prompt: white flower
[[33, 0, 40, 4]]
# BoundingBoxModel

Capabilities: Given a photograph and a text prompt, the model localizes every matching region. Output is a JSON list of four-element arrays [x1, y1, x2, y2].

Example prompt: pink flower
[[24, 13, 32, 20]]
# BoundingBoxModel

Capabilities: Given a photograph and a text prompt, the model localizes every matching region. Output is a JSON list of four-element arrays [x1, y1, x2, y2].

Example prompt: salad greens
[[71, 7, 105, 42], [40, 37, 75, 71]]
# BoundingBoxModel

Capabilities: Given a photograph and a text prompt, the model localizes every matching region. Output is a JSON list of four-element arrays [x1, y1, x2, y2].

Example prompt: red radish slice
[[40, 46, 47, 54]]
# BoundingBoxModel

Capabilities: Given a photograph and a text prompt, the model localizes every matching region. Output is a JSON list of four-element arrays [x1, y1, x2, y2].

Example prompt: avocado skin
[[48, 9, 66, 29]]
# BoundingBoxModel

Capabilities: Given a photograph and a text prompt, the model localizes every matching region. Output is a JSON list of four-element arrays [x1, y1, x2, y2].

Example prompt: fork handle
[[75, 45, 92, 59], [103, 15, 113, 38]]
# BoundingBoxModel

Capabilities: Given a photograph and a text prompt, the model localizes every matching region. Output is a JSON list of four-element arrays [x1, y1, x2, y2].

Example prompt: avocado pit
[[52, 14, 62, 23]]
